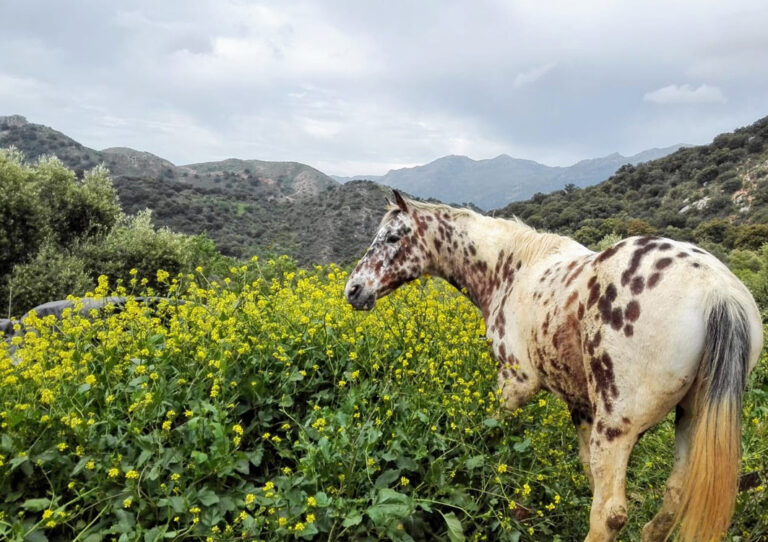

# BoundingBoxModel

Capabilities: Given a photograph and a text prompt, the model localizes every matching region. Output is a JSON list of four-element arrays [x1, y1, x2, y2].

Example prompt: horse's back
[[517, 235, 761, 426]]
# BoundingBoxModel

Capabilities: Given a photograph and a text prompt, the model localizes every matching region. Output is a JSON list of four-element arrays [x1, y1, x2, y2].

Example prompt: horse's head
[[345, 191, 428, 310]]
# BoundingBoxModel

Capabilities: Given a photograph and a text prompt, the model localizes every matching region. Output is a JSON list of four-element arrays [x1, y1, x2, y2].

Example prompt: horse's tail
[[676, 296, 752, 542]]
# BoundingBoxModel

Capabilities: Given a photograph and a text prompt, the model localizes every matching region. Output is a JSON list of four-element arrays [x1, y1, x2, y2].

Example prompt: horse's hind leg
[[585, 429, 636, 542], [575, 421, 594, 490], [641, 405, 694, 542]]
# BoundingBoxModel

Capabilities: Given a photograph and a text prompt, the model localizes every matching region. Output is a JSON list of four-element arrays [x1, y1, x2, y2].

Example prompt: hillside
[[4, 114, 768, 267], [0, 115, 338, 201], [2, 115, 377, 264], [337, 146, 684, 209], [115, 177, 390, 264], [495, 115, 768, 250]]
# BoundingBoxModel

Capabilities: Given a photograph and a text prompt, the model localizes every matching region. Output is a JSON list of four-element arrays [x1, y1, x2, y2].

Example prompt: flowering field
[[1, 257, 766, 541]]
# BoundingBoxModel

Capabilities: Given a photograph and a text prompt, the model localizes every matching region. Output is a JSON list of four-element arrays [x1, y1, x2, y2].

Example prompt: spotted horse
[[344, 191, 763, 542]]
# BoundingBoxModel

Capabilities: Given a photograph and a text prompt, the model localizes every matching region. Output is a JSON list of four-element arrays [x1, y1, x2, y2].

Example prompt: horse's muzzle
[[345, 282, 376, 310]]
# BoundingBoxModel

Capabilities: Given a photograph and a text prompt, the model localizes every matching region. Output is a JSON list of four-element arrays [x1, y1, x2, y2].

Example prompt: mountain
[[336, 146, 686, 209], [0, 115, 384, 264], [0, 115, 338, 201], [4, 113, 766, 268], [495, 115, 768, 250]]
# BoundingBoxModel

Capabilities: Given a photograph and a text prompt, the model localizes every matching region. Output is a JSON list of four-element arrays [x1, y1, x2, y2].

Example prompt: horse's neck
[[424, 213, 574, 317]]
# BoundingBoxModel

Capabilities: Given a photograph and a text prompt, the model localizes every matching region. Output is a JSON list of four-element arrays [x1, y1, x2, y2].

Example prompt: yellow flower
[[307, 496, 317, 507], [245, 493, 255, 505], [125, 470, 139, 480], [400, 476, 410, 487], [85, 374, 96, 386], [123, 498, 133, 508], [232, 424, 243, 435], [496, 463, 508, 474], [108, 468, 119, 478]]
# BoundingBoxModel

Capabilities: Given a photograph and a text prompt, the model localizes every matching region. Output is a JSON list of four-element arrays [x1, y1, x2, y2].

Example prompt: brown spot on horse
[[624, 301, 640, 322]]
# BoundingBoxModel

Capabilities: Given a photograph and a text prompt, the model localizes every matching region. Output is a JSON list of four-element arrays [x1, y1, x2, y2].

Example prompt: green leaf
[[342, 510, 362, 527], [137, 450, 153, 468], [72, 456, 90, 476], [114, 509, 135, 533], [377, 488, 409, 504], [396, 456, 418, 471], [374, 469, 400, 488], [441, 511, 465, 542], [9, 454, 29, 471], [482, 417, 499, 428], [313, 492, 331, 507], [24, 531, 49, 542], [297, 522, 319, 539], [513, 438, 531, 453], [248, 447, 263, 467], [191, 451, 208, 464], [197, 488, 220, 506], [367, 490, 412, 526], [22, 498, 51, 511], [234, 458, 250, 474], [465, 455, 484, 470], [168, 496, 186, 514], [143, 527, 164, 542]]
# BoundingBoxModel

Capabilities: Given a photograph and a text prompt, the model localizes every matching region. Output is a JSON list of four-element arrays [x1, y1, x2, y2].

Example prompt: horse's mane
[[383, 198, 573, 262]]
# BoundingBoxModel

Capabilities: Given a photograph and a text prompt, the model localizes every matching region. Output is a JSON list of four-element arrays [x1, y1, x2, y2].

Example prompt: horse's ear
[[385, 195, 394, 208], [393, 190, 408, 212]]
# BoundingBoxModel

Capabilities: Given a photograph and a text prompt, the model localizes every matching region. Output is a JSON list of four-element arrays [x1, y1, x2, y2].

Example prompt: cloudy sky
[[2, 0, 768, 176]]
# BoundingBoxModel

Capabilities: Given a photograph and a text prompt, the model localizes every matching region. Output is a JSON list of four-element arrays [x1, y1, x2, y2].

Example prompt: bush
[[78, 210, 221, 293], [0, 149, 46, 278], [6, 244, 92, 316]]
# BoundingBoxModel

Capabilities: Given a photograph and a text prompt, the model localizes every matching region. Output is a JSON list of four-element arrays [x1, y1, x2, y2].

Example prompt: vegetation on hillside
[[114, 177, 391, 265], [1, 262, 766, 541], [498, 117, 768, 248], [0, 150, 220, 315]]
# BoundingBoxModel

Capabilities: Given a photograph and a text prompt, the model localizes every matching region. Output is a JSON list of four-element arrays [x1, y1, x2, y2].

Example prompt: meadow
[[0, 257, 766, 541]]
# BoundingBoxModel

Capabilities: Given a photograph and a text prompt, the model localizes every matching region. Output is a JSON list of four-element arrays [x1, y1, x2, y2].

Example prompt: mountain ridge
[[332, 145, 686, 208]]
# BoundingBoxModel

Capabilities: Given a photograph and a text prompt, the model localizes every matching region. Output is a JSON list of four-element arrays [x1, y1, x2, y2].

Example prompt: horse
[[344, 190, 763, 542]]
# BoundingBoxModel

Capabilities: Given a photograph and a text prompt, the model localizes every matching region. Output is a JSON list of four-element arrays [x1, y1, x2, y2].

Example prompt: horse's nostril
[[349, 284, 361, 298]]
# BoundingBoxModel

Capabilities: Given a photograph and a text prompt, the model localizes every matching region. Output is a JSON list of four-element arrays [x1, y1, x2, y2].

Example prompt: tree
[[0, 149, 45, 278]]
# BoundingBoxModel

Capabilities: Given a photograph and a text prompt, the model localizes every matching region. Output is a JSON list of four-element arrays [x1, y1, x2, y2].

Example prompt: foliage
[[498, 116, 768, 250], [78, 210, 225, 294], [113, 177, 390, 264], [7, 244, 92, 315], [0, 151, 221, 316], [730, 244, 768, 317], [1, 261, 766, 541]]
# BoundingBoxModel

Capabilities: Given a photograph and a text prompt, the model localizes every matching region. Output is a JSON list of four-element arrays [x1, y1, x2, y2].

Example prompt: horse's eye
[[386, 235, 401, 244]]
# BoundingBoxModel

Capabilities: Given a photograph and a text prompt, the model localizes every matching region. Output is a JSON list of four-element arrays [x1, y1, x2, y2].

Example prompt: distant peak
[[0, 114, 28, 127]]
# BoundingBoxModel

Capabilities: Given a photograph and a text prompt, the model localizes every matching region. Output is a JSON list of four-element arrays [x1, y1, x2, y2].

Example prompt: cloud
[[1, 1, 767, 175], [643, 84, 727, 105], [513, 63, 556, 89]]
